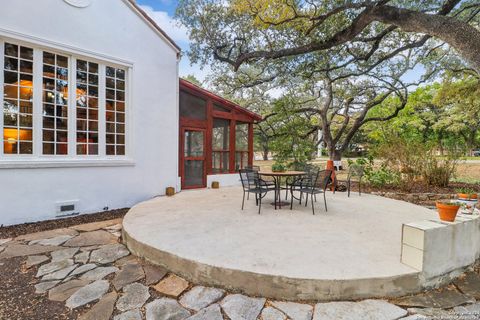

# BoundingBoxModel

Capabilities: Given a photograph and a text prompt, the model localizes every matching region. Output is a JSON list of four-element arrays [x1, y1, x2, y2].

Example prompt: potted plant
[[271, 162, 286, 173], [456, 187, 478, 200], [435, 201, 461, 222]]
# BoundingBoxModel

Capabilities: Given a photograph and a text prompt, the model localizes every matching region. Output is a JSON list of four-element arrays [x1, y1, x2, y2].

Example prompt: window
[[3, 43, 34, 154], [179, 91, 206, 120], [105, 66, 126, 156], [76, 60, 99, 155], [213, 104, 230, 113], [212, 118, 230, 173], [42, 51, 69, 155], [1, 40, 129, 159], [235, 122, 249, 170]]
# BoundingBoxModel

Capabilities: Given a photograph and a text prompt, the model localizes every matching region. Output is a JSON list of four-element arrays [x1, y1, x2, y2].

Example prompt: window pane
[[235, 122, 249, 151], [179, 91, 206, 120], [213, 104, 230, 113], [3, 43, 34, 154], [42, 51, 69, 155], [104, 65, 127, 155], [184, 131, 204, 157]]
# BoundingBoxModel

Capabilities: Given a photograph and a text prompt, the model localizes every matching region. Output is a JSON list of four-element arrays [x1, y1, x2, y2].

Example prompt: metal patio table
[[259, 171, 306, 209]]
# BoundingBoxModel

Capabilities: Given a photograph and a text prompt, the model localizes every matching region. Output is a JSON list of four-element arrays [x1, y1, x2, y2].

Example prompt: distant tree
[[182, 74, 203, 87], [177, 0, 480, 73]]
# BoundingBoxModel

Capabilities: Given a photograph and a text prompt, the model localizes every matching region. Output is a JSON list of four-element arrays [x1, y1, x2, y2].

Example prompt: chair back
[[239, 169, 251, 191], [314, 169, 334, 191], [348, 164, 364, 180], [244, 165, 260, 172]]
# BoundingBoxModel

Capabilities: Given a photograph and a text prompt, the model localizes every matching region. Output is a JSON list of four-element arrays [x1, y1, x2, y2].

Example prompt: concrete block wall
[[401, 214, 480, 279]]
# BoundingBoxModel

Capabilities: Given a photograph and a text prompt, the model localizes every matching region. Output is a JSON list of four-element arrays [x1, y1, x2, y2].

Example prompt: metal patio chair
[[239, 169, 275, 214], [291, 169, 333, 215], [347, 164, 365, 197]]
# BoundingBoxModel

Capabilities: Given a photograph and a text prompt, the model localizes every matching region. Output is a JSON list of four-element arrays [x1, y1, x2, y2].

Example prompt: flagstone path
[[1, 218, 480, 320]]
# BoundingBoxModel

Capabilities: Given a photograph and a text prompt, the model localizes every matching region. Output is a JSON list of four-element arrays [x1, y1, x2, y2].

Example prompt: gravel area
[[0, 208, 129, 239]]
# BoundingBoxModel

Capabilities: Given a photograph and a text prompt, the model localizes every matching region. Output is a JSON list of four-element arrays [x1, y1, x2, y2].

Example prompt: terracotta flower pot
[[457, 193, 478, 200], [435, 202, 460, 222]]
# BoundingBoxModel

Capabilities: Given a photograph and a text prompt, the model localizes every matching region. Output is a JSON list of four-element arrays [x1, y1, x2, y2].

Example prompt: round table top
[[259, 170, 306, 177]]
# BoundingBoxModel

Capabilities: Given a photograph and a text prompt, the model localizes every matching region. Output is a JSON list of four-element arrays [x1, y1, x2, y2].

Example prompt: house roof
[[125, 0, 181, 53], [180, 79, 262, 121]]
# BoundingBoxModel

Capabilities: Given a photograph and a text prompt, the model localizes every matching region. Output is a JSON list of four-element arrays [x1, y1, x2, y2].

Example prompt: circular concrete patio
[[123, 187, 439, 301]]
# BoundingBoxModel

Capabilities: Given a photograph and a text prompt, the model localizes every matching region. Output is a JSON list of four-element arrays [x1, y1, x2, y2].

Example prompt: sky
[[136, 0, 210, 81]]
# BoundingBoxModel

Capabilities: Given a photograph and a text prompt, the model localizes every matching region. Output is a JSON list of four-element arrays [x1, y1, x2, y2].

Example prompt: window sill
[[0, 158, 135, 169]]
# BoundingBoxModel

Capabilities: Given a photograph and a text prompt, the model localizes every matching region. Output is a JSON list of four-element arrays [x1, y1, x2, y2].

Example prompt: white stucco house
[[0, 0, 260, 226], [0, 0, 181, 225]]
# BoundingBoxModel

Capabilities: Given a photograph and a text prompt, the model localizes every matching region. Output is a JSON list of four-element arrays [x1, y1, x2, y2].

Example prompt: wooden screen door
[[181, 128, 206, 189]]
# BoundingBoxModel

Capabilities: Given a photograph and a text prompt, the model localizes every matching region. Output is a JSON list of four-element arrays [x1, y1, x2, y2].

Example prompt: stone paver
[[89, 244, 130, 264], [180, 286, 225, 311], [262, 306, 287, 320], [271, 301, 313, 320], [453, 302, 480, 315], [395, 288, 475, 309], [114, 309, 143, 320], [221, 294, 266, 320], [26, 255, 49, 268], [0, 244, 61, 259], [454, 272, 480, 299], [406, 307, 453, 318], [36, 259, 74, 277], [30, 234, 74, 246], [66, 280, 110, 309], [116, 282, 150, 312], [70, 264, 97, 276], [16, 228, 78, 241], [400, 315, 428, 319], [80, 266, 119, 281], [0, 238, 12, 245], [146, 298, 191, 320], [75, 251, 90, 264], [71, 219, 123, 232], [313, 300, 408, 320], [143, 263, 168, 285], [35, 280, 60, 294], [48, 279, 92, 301], [78, 291, 117, 320], [64, 230, 118, 247], [187, 304, 223, 320], [112, 262, 144, 290], [51, 247, 79, 262], [153, 274, 189, 298], [42, 264, 78, 281], [114, 255, 138, 267]]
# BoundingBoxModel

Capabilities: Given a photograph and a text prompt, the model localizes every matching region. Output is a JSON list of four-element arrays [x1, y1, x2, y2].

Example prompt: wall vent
[[56, 200, 79, 217]]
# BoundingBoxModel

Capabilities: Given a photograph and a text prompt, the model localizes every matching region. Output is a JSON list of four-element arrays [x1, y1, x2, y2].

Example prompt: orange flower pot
[[457, 193, 478, 200], [435, 202, 460, 222]]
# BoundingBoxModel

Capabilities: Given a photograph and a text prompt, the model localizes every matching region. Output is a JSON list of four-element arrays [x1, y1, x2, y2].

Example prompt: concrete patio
[[123, 187, 447, 301]]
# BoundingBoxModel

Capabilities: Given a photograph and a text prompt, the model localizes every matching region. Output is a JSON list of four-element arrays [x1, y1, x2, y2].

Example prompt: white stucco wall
[[0, 0, 179, 225], [207, 174, 241, 188]]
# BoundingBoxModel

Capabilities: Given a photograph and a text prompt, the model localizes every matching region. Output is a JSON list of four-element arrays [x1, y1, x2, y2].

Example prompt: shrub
[[348, 157, 400, 188]]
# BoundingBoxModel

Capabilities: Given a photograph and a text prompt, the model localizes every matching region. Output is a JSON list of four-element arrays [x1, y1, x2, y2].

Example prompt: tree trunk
[[371, 5, 480, 74]]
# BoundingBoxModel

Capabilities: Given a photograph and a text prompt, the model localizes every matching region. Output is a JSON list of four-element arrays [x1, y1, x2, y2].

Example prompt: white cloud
[[138, 5, 190, 44]]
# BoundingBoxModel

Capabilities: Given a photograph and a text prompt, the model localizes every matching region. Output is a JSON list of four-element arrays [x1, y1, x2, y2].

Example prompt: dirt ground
[[254, 159, 480, 184], [0, 208, 129, 239]]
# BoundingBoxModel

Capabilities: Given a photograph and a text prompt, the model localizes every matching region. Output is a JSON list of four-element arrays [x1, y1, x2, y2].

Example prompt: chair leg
[[305, 193, 309, 207], [311, 193, 315, 215], [247, 192, 250, 200], [258, 195, 262, 214], [290, 187, 294, 210], [299, 192, 302, 204], [242, 191, 245, 210], [314, 194, 317, 202], [324, 192, 328, 212]]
